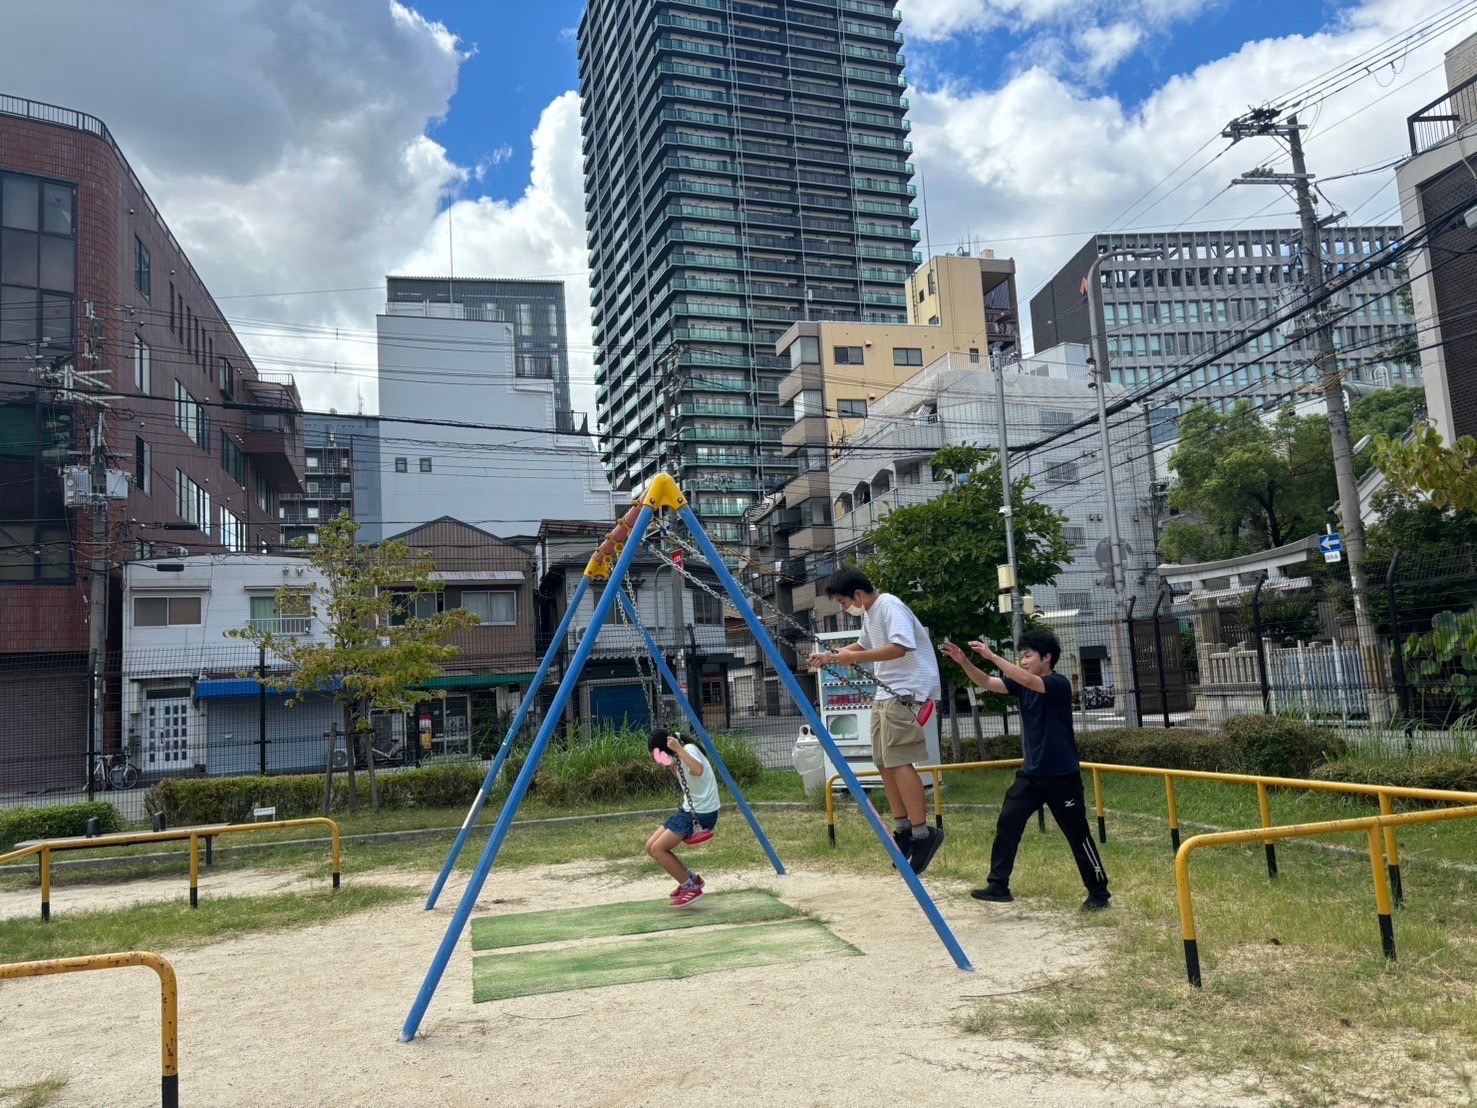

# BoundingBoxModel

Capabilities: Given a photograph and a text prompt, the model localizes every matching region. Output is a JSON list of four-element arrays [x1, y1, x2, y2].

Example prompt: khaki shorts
[[871, 698, 928, 769]]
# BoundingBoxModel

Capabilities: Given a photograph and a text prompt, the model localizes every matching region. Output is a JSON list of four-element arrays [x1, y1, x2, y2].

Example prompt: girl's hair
[[649, 727, 683, 755]]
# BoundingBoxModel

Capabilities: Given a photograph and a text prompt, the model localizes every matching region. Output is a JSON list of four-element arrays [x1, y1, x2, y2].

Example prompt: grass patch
[[0, 1076, 68, 1108], [471, 918, 859, 1002], [470, 889, 798, 950], [931, 795, 1477, 1106], [0, 884, 413, 963]]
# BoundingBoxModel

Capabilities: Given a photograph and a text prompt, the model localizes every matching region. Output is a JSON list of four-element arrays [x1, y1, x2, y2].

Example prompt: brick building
[[0, 94, 305, 790]]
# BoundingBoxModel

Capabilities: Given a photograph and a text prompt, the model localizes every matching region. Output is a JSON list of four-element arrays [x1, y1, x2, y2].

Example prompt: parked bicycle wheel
[[112, 764, 140, 790]]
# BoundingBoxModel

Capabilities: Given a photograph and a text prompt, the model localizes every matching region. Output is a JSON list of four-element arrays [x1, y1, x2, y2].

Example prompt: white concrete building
[[363, 299, 616, 543], [827, 347, 1159, 689], [121, 554, 333, 777]]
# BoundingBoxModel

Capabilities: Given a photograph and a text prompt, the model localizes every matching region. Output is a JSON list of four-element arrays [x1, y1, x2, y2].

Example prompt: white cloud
[[1078, 22, 1146, 78], [907, 0, 1471, 351], [1, 0, 1465, 432]]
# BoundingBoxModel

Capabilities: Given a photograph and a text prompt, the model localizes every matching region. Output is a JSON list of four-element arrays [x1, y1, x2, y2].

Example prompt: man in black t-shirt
[[940, 630, 1110, 911]]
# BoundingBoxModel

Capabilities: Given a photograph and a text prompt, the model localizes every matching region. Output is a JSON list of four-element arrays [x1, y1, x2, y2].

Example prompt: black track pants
[[986, 771, 1109, 899]]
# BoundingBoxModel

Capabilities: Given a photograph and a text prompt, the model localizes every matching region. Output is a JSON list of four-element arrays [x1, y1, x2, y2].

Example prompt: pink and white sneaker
[[671, 883, 705, 909], [670, 874, 704, 899]]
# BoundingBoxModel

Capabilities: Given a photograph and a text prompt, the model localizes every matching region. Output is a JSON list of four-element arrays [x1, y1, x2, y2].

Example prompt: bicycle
[[90, 749, 140, 791]]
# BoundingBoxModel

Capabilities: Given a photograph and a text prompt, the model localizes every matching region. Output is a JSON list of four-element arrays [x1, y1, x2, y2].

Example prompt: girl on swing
[[645, 727, 720, 908]]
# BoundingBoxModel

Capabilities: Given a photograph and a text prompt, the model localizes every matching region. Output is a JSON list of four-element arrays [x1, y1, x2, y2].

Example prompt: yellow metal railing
[[824, 759, 1477, 908], [0, 951, 179, 1106], [1175, 805, 1477, 985], [0, 818, 342, 920]]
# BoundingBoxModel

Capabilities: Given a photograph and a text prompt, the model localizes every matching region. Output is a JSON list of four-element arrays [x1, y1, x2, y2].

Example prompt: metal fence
[[2, 549, 1473, 824]]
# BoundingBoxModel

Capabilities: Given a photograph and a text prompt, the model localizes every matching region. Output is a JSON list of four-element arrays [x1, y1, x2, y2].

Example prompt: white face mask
[[843, 602, 864, 618]]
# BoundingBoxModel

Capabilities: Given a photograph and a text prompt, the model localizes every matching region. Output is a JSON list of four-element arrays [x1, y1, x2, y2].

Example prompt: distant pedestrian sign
[[1319, 533, 1343, 563]]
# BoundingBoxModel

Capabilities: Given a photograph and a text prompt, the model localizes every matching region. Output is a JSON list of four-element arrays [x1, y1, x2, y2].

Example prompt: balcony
[[1408, 71, 1477, 154], [247, 616, 311, 636], [782, 415, 829, 451], [242, 376, 306, 492]]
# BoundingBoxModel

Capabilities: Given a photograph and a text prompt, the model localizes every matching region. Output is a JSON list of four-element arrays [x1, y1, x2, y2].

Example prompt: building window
[[306, 453, 320, 471], [221, 433, 246, 486], [390, 591, 442, 626], [219, 357, 235, 400], [927, 270, 936, 296], [0, 171, 76, 361], [892, 347, 923, 367], [134, 236, 151, 298], [1039, 409, 1073, 430], [135, 436, 152, 495], [1045, 462, 1079, 484], [692, 589, 724, 624], [833, 346, 864, 365], [305, 505, 320, 521], [175, 470, 210, 532], [175, 382, 208, 450], [836, 398, 868, 418], [1063, 526, 1086, 545], [394, 457, 408, 473], [131, 334, 151, 393], [220, 507, 244, 553], [1057, 590, 1091, 609], [460, 590, 516, 625], [169, 281, 175, 332], [419, 457, 432, 472], [969, 348, 980, 363], [255, 474, 272, 514], [133, 595, 201, 627], [249, 594, 310, 634], [0, 402, 73, 582]]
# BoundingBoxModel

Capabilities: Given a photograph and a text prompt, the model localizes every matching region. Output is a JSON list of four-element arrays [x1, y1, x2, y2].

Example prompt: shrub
[[144, 763, 486, 825], [1311, 754, 1477, 799], [1220, 714, 1347, 778], [1078, 727, 1230, 771], [0, 802, 123, 853]]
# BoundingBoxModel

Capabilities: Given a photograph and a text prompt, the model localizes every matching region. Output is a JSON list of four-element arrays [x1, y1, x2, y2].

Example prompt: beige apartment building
[[735, 252, 1019, 711]]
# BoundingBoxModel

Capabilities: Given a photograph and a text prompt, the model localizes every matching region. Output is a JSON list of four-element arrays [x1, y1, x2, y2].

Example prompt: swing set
[[398, 475, 973, 1043]]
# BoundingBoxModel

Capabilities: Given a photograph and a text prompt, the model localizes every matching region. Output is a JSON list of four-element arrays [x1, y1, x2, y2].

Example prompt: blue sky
[[411, 0, 1342, 208]]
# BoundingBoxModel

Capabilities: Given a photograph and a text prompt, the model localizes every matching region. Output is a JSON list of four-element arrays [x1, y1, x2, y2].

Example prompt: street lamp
[[1084, 247, 1162, 727]]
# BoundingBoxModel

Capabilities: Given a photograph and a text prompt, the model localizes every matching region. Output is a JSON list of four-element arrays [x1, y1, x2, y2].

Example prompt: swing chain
[[649, 534, 922, 709], [617, 577, 661, 727]]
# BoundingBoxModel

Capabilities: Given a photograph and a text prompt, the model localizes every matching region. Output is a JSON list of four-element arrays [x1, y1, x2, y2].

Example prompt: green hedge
[[946, 716, 1345, 778], [144, 763, 487, 825], [1310, 754, 1477, 799], [0, 802, 122, 853]]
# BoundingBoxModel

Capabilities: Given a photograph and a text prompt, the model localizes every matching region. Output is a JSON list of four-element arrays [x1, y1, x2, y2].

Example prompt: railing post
[[1125, 597, 1143, 727], [1251, 575, 1272, 715], [1151, 590, 1171, 728], [1385, 553, 1411, 724], [258, 644, 268, 777]]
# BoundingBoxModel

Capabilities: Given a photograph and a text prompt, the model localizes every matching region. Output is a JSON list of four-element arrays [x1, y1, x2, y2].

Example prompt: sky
[[3, 0, 1473, 424]]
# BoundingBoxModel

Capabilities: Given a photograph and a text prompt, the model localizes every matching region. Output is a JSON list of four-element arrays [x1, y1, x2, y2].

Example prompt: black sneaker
[[891, 828, 915, 865], [970, 884, 1013, 903], [1080, 896, 1111, 912], [909, 827, 946, 875]]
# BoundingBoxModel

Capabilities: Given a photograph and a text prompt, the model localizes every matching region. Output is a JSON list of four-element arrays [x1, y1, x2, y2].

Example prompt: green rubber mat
[[472, 919, 860, 1002], [469, 889, 798, 951]]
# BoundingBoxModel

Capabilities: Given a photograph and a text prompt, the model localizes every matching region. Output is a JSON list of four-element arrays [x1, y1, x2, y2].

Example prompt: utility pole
[[1224, 110, 1384, 714], [1085, 249, 1155, 728], [991, 352, 1024, 646], [86, 411, 110, 797]]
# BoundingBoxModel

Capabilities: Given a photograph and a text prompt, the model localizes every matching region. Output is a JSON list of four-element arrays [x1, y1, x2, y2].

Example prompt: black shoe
[[909, 827, 945, 875], [892, 828, 915, 863], [970, 884, 1013, 903], [1080, 896, 1111, 912]]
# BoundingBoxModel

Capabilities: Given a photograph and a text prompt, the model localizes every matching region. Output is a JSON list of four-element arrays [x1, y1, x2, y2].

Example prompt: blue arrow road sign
[[1319, 534, 1343, 553]]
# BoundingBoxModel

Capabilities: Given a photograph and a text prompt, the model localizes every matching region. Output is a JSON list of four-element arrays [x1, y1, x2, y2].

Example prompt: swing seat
[[683, 828, 715, 846]]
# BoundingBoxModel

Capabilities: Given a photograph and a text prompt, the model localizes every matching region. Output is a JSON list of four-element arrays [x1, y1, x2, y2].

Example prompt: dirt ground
[[0, 862, 1271, 1108]]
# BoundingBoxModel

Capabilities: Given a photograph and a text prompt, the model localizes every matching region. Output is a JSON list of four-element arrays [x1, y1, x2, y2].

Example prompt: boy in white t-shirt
[[645, 728, 721, 908], [807, 566, 945, 875]]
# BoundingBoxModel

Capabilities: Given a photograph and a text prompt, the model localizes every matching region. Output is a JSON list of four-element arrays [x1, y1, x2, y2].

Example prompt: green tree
[[1372, 426, 1477, 513], [1348, 385, 1426, 476], [229, 513, 475, 810], [860, 445, 1070, 693], [1160, 402, 1337, 561]]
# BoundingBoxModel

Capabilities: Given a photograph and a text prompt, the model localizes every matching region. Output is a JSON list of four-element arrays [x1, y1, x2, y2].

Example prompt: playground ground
[[0, 859, 1276, 1108]]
